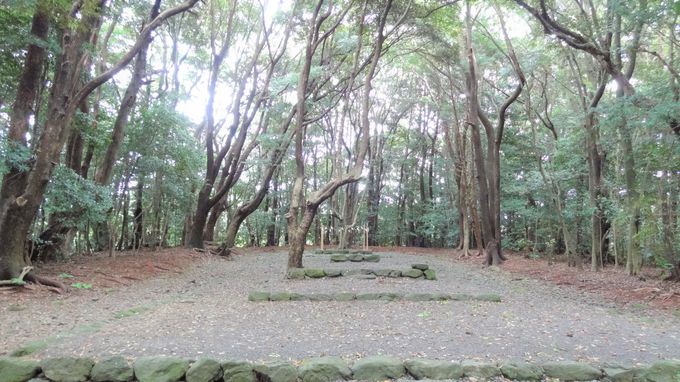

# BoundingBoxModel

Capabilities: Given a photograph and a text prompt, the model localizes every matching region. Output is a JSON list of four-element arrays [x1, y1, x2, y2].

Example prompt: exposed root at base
[[0, 266, 33, 286], [24, 273, 67, 293], [213, 246, 235, 260]]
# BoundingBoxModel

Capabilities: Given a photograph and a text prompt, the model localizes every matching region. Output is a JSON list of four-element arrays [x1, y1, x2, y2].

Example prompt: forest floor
[[1, 246, 680, 365]]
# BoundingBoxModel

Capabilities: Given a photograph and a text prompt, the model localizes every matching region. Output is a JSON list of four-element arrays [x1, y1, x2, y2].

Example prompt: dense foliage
[[0, 0, 678, 280]]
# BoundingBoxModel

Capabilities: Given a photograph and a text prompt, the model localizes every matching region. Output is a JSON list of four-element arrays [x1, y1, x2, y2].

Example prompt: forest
[[1, 0, 679, 285]]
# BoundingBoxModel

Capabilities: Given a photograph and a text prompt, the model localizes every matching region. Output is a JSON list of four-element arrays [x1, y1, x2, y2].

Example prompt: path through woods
[[1, 248, 679, 363]]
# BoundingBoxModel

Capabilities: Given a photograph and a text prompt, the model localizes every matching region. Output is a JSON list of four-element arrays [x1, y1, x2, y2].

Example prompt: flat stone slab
[[330, 254, 349, 262], [542, 361, 603, 381], [402, 269, 424, 278], [412, 263, 429, 270]]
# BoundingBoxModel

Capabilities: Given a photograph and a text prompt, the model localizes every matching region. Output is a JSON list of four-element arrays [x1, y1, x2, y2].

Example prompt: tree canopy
[[1, 0, 678, 284]]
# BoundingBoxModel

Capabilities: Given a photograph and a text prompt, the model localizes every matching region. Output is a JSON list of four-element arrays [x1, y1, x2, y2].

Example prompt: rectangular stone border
[[329, 253, 381, 262], [311, 249, 373, 255], [286, 267, 437, 280], [248, 291, 502, 302], [2, 356, 678, 382]]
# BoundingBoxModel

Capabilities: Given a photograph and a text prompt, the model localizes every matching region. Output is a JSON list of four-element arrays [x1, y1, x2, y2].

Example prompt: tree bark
[[133, 177, 144, 250], [203, 197, 227, 242]]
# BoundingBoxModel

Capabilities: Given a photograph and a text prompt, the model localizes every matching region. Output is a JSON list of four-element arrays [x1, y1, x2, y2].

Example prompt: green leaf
[[70, 282, 92, 289]]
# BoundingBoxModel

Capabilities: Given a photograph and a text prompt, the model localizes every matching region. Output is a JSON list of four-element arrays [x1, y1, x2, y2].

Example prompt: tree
[[463, 1, 526, 266], [186, 0, 288, 249], [0, 0, 199, 281], [286, 0, 409, 268], [513, 0, 647, 273]]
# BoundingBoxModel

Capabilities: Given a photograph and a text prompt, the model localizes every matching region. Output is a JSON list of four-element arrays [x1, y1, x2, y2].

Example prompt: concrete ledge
[[1, 356, 678, 382]]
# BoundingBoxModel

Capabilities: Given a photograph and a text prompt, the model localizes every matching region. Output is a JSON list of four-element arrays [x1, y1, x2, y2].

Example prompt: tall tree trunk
[[366, 137, 385, 246], [0, 0, 99, 280], [266, 173, 279, 247], [0, 2, 49, 277], [395, 161, 407, 246], [465, 2, 496, 265], [465, 2, 524, 265], [204, 198, 227, 242], [133, 177, 144, 249], [188, 188, 212, 248], [117, 182, 130, 250], [658, 173, 679, 279]]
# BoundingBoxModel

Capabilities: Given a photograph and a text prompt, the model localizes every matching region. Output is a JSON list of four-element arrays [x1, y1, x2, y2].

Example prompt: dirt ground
[[5, 246, 679, 311], [0, 247, 201, 300], [1, 246, 680, 364]]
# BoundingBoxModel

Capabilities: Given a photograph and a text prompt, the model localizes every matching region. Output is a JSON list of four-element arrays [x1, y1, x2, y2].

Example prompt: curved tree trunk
[[203, 198, 228, 242], [287, 0, 397, 268]]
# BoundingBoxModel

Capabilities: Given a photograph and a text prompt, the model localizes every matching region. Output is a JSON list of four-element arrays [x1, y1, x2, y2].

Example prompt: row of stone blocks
[[2, 356, 679, 382], [248, 291, 502, 302], [287, 265, 436, 280], [329, 253, 380, 262], [312, 250, 372, 255]]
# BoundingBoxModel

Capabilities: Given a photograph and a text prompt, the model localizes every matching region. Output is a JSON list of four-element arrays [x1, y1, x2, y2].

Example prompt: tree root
[[24, 273, 67, 293], [214, 246, 234, 260], [0, 266, 33, 286], [1, 266, 67, 293]]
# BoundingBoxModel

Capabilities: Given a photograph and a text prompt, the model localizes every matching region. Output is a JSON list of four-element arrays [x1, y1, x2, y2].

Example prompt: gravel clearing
[[2, 249, 680, 364]]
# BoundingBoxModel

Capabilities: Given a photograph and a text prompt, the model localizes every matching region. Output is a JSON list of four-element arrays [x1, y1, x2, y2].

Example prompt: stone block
[[134, 357, 189, 382], [0, 357, 40, 382], [405, 359, 464, 380], [299, 357, 351, 382], [91, 356, 133, 382], [42, 357, 94, 382], [352, 356, 405, 381], [542, 361, 603, 381]]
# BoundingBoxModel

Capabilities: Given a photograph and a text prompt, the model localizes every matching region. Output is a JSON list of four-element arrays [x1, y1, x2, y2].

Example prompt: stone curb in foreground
[[1, 356, 679, 382]]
